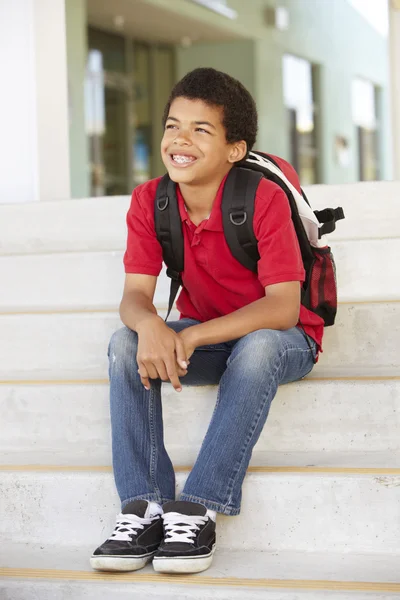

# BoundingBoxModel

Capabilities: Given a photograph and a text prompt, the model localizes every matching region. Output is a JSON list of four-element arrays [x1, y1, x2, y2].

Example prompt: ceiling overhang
[[86, 0, 244, 44]]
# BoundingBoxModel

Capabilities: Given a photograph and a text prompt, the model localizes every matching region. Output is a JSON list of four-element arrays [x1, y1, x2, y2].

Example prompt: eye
[[195, 128, 210, 134], [165, 124, 177, 130]]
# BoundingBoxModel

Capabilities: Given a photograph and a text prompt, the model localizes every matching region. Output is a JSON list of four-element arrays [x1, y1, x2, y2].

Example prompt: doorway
[[85, 28, 175, 196]]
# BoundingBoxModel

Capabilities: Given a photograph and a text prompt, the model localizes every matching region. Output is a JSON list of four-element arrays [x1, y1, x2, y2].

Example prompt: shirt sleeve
[[123, 186, 163, 276], [253, 179, 305, 288]]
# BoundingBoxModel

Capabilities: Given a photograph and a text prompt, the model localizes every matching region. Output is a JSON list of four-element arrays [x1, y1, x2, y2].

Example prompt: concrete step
[[304, 180, 400, 241], [1, 545, 400, 599], [314, 301, 400, 378], [0, 237, 399, 312], [1, 380, 399, 467], [0, 182, 399, 256], [0, 251, 170, 312], [0, 196, 129, 256], [1, 468, 400, 554], [0, 302, 398, 380]]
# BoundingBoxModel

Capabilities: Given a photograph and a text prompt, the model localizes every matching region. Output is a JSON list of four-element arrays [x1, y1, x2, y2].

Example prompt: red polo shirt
[[124, 158, 324, 350]]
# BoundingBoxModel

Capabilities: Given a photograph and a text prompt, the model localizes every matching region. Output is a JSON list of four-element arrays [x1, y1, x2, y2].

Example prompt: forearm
[[187, 294, 299, 347], [119, 291, 161, 332]]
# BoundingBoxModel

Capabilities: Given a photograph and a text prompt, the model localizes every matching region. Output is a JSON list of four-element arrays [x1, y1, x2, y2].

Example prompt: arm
[[120, 274, 188, 391], [122, 182, 189, 390], [119, 273, 160, 332], [180, 280, 300, 351]]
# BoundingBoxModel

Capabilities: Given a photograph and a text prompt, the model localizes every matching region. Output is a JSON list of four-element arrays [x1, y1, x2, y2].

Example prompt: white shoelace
[[108, 513, 157, 542], [162, 512, 208, 544]]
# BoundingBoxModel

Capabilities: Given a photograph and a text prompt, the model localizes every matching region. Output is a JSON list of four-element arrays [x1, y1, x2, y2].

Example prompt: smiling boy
[[91, 68, 321, 575]]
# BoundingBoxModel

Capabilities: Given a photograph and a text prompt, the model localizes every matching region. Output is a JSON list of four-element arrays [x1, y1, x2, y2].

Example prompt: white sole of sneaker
[[152, 546, 215, 574], [90, 552, 155, 572]]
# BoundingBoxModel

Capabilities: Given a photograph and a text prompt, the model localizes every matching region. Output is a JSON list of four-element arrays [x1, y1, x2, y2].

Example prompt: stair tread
[[1, 378, 400, 467], [1, 303, 399, 380], [2, 543, 400, 586], [2, 451, 400, 469], [2, 469, 400, 554], [1, 182, 399, 257], [1, 237, 400, 312]]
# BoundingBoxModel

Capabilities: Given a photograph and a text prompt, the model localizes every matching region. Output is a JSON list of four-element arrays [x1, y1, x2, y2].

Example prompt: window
[[352, 78, 379, 181], [283, 54, 318, 185]]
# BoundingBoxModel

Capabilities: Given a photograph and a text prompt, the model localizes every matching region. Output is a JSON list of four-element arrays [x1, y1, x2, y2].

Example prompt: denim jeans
[[108, 319, 316, 516]]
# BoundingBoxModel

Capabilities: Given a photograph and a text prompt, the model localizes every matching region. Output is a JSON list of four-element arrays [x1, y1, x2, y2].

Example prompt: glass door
[[86, 52, 133, 196], [132, 43, 152, 185], [86, 29, 134, 196], [86, 27, 176, 196], [103, 72, 131, 195]]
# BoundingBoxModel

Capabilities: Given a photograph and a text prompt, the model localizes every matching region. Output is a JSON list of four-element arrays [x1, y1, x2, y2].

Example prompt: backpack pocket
[[302, 246, 337, 326]]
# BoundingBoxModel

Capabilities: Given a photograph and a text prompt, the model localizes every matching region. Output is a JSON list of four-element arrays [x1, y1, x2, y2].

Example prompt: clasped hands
[[136, 316, 197, 392]]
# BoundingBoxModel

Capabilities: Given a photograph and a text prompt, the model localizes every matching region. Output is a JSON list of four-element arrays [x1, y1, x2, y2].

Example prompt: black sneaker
[[153, 500, 216, 574], [90, 499, 163, 572]]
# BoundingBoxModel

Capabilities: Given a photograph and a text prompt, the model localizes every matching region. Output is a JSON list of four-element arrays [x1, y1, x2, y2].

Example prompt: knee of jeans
[[233, 329, 283, 376], [108, 326, 138, 371]]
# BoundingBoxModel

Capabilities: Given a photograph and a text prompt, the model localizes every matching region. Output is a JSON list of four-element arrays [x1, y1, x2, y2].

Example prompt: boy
[[91, 68, 322, 575]]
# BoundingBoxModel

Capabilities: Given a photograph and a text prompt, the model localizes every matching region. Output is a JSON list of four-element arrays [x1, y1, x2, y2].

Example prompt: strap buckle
[[166, 267, 182, 282], [316, 207, 345, 238], [157, 196, 169, 211], [315, 207, 345, 224], [229, 211, 247, 226]]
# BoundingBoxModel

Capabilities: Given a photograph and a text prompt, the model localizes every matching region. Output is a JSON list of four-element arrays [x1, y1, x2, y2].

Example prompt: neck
[[179, 172, 229, 222]]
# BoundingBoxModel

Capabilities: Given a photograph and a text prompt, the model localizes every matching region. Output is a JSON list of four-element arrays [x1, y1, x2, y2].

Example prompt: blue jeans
[[109, 319, 316, 516]]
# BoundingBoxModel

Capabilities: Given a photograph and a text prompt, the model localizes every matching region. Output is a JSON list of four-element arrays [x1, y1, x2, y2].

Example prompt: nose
[[173, 128, 192, 146]]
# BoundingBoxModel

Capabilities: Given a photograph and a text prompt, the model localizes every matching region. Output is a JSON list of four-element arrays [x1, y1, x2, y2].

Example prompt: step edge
[[1, 298, 400, 316], [1, 234, 399, 257], [1, 567, 399, 592], [1, 465, 400, 475], [1, 376, 399, 385]]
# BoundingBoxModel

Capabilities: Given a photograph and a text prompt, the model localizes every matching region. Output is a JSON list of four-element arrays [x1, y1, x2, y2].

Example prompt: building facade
[[0, 0, 394, 203]]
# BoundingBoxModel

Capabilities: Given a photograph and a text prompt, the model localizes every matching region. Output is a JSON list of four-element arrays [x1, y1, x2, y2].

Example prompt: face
[[161, 97, 246, 186]]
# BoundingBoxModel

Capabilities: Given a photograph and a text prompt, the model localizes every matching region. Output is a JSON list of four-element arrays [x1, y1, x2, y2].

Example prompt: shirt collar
[[176, 174, 228, 232]]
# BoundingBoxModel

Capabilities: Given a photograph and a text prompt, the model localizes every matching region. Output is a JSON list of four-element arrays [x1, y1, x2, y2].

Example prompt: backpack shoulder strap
[[221, 167, 264, 273], [155, 175, 184, 320]]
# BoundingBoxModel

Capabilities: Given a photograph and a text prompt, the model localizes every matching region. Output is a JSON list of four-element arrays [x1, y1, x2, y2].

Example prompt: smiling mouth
[[170, 154, 197, 167]]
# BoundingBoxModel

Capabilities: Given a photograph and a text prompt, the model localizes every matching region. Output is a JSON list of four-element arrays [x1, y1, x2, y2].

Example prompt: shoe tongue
[[162, 500, 207, 517], [121, 500, 149, 518]]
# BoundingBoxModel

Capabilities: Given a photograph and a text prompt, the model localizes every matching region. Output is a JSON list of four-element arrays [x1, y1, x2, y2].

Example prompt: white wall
[[0, 0, 71, 203], [390, 1, 400, 179]]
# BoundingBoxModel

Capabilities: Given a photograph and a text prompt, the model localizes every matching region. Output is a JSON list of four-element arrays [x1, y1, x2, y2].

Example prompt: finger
[[138, 360, 158, 381], [165, 358, 182, 392], [137, 363, 151, 390], [175, 338, 188, 370], [154, 360, 169, 382], [141, 375, 151, 390], [177, 366, 188, 377], [145, 363, 159, 380], [170, 372, 182, 392]]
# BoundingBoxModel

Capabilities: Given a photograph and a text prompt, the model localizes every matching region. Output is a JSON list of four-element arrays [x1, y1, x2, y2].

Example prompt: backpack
[[154, 151, 345, 325]]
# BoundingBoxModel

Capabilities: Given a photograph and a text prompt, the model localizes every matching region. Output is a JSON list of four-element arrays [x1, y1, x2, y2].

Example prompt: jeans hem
[[121, 493, 174, 510], [179, 493, 240, 516]]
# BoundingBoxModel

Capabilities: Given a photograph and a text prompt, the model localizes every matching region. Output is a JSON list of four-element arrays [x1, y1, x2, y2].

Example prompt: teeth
[[172, 155, 195, 164]]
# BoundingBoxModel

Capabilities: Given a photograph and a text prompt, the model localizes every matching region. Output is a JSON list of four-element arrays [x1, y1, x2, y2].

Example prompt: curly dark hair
[[162, 68, 258, 157]]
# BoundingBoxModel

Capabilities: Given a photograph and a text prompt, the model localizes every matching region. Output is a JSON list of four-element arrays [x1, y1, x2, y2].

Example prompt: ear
[[228, 140, 247, 164]]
